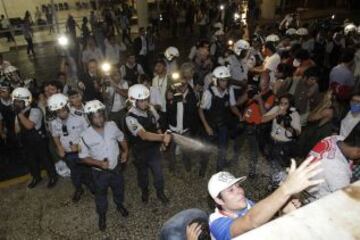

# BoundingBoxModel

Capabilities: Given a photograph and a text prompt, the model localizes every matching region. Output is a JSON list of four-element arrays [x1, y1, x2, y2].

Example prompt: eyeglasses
[[62, 125, 69, 136]]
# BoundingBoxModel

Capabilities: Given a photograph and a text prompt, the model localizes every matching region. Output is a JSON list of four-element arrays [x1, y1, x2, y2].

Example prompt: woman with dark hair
[[262, 93, 301, 186], [297, 90, 338, 157]]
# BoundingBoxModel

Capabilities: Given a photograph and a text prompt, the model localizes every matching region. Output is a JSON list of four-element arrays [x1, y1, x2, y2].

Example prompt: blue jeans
[[159, 208, 208, 240]]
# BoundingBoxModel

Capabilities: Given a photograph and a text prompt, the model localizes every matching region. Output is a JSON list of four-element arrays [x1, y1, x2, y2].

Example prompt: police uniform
[[50, 113, 94, 193], [199, 85, 236, 173], [226, 54, 249, 83], [125, 106, 166, 197], [79, 121, 126, 216], [70, 105, 86, 118], [166, 86, 198, 172], [16, 106, 57, 182]]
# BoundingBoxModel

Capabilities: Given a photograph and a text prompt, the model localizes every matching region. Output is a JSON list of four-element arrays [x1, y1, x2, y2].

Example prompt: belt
[[92, 163, 122, 174]]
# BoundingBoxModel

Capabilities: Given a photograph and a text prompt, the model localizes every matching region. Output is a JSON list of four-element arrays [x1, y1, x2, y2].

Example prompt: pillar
[[136, 0, 149, 29], [260, 0, 277, 19]]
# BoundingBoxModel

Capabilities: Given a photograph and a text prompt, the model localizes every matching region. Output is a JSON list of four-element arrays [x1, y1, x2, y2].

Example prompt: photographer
[[262, 94, 301, 186], [198, 66, 235, 176], [166, 72, 198, 173], [231, 75, 275, 177], [102, 69, 128, 130]]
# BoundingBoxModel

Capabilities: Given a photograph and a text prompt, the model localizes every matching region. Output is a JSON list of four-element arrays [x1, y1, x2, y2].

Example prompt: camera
[[276, 114, 292, 128], [276, 113, 297, 139], [247, 86, 259, 99]]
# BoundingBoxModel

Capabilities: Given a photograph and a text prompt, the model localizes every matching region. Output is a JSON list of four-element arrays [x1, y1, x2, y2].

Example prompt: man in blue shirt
[[208, 156, 324, 240]]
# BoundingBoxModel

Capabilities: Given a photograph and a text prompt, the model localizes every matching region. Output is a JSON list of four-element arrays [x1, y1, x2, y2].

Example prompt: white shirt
[[307, 135, 352, 201], [1, 18, 10, 29], [104, 40, 126, 65], [70, 106, 86, 118], [27, 108, 43, 130], [152, 74, 168, 112], [264, 106, 301, 142], [340, 111, 360, 138], [188, 46, 197, 60], [79, 121, 124, 170], [149, 86, 162, 107], [107, 81, 128, 112], [139, 36, 147, 56], [50, 114, 89, 152], [82, 47, 104, 64], [264, 53, 281, 84], [200, 86, 236, 110], [168, 89, 192, 134], [226, 55, 249, 82]]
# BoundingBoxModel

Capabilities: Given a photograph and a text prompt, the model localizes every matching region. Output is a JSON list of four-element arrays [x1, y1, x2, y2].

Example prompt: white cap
[[208, 172, 247, 199]]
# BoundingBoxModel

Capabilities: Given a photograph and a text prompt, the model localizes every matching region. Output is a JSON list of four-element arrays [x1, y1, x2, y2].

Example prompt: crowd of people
[[1, 0, 360, 239]]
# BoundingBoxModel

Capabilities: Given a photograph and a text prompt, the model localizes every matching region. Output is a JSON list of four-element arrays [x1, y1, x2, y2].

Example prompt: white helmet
[[213, 22, 223, 30], [213, 66, 231, 79], [164, 46, 180, 61], [128, 84, 150, 107], [265, 34, 280, 42], [11, 87, 32, 107], [47, 93, 69, 112], [4, 65, 18, 74], [344, 23, 357, 35], [285, 28, 297, 36], [233, 39, 250, 56], [214, 30, 225, 36], [84, 100, 106, 114], [296, 27, 309, 36]]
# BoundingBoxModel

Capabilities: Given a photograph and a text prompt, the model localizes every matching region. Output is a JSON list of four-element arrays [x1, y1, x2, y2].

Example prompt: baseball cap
[[208, 172, 247, 199]]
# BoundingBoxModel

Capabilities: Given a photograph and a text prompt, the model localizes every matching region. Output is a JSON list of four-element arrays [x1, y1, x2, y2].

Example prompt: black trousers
[[24, 139, 56, 179], [65, 152, 94, 192], [133, 147, 165, 192], [92, 169, 124, 216], [25, 37, 34, 55]]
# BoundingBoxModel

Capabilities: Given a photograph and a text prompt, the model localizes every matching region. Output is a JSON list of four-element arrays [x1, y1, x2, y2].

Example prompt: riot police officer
[[125, 84, 171, 204], [78, 100, 129, 231], [48, 93, 94, 202], [198, 66, 236, 176], [12, 87, 57, 188]]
